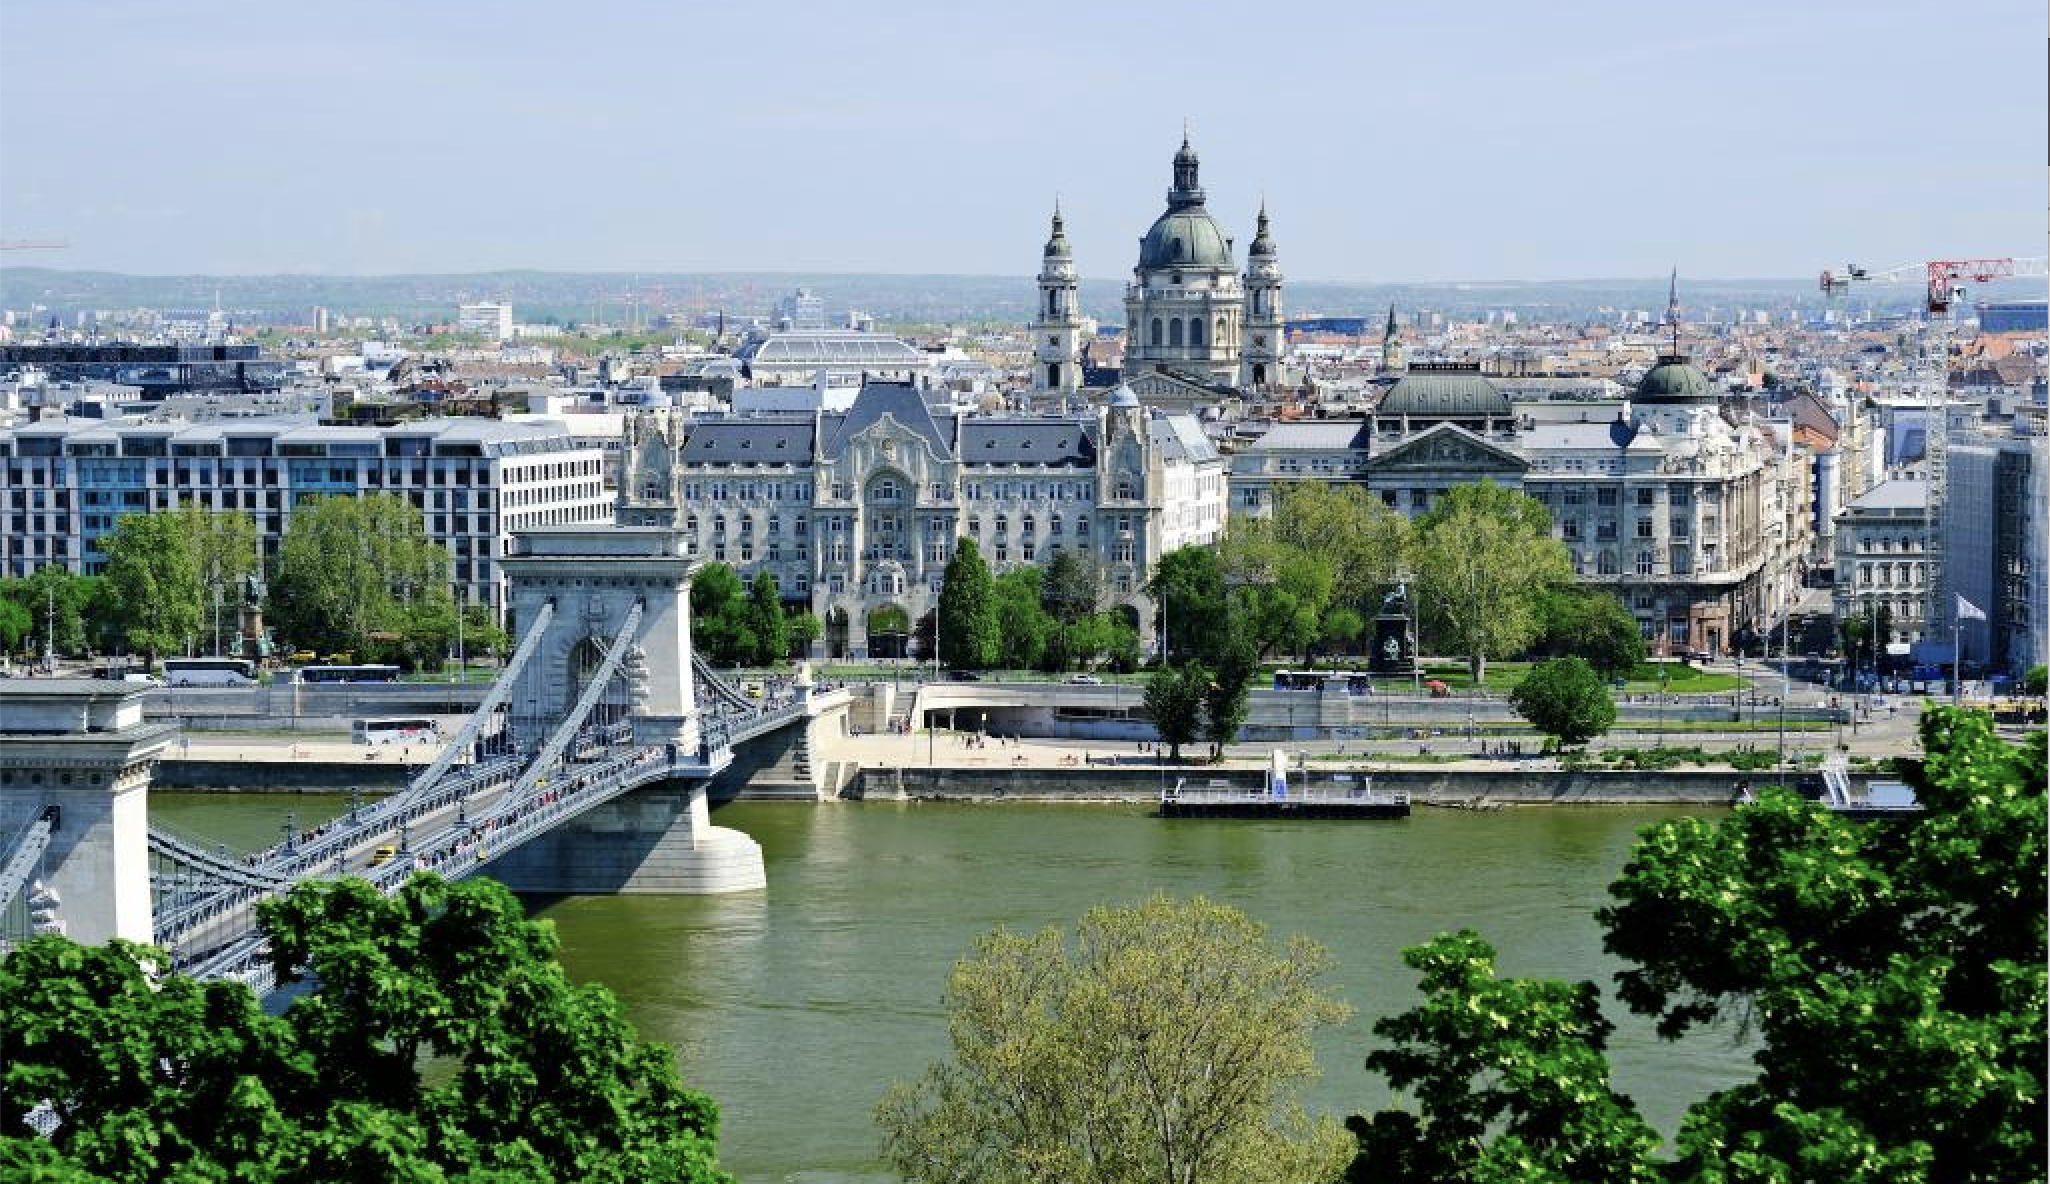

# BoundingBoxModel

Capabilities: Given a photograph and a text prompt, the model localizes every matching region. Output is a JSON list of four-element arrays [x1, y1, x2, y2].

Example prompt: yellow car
[[368, 844, 398, 867], [289, 650, 317, 665]]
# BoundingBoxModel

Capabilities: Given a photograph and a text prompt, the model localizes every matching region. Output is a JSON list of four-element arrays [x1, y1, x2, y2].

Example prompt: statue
[[1378, 582, 1409, 619], [243, 571, 265, 608]]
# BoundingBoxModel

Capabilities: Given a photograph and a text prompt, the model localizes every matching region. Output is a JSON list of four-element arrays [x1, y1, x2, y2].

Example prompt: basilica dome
[[1635, 355, 1717, 402], [1138, 207, 1234, 270]]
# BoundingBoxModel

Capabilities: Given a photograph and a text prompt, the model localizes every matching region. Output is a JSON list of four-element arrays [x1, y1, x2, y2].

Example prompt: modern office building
[[0, 415, 609, 617], [618, 379, 1226, 658], [457, 303, 515, 342], [1946, 429, 2046, 675], [0, 343, 285, 397]]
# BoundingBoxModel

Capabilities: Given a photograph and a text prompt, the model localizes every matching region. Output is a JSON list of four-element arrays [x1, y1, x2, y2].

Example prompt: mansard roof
[[959, 419, 1098, 466], [678, 417, 814, 463]]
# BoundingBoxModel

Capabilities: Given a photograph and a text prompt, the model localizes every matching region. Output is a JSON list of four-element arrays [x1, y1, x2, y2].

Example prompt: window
[[1636, 550, 1655, 576], [1189, 318, 1204, 348], [1670, 516, 1690, 538], [1561, 520, 1581, 540], [1169, 319, 1184, 347], [1636, 518, 1654, 539], [1598, 551, 1617, 575], [1596, 488, 1618, 506], [1114, 478, 1137, 500], [1150, 318, 1163, 346], [1669, 546, 1691, 576], [1636, 488, 1655, 506]]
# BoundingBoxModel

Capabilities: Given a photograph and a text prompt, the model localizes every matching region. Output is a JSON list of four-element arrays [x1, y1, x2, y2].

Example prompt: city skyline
[[1, 0, 2044, 284]]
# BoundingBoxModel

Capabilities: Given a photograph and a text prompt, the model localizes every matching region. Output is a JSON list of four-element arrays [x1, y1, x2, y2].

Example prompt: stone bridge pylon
[[491, 526, 766, 894]]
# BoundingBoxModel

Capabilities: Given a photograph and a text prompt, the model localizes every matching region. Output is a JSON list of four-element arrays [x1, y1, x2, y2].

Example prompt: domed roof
[[1139, 207, 1234, 270], [1636, 354, 1717, 402], [1377, 363, 1510, 417], [1109, 384, 1142, 408]]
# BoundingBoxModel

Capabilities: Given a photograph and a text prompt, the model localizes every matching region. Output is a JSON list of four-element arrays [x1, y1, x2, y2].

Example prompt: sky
[[1, 0, 2043, 283]]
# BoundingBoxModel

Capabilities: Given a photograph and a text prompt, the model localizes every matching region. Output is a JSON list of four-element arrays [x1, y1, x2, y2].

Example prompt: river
[[150, 793, 1758, 1183]]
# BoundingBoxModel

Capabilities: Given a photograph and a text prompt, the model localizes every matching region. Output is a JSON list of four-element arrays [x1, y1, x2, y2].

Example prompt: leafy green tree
[[1319, 606, 1365, 660], [1411, 481, 1573, 684], [1268, 482, 1410, 615], [0, 595, 29, 654], [1143, 662, 1207, 763], [786, 609, 823, 660], [1347, 710, 2045, 1184], [97, 517, 205, 663], [1147, 545, 1227, 666], [1346, 931, 1663, 1184], [6, 565, 100, 658], [1203, 633, 1260, 761], [269, 494, 453, 661], [876, 895, 1351, 1184], [747, 572, 791, 666], [1600, 708, 2045, 1184], [689, 563, 757, 667], [0, 872, 734, 1183], [1508, 656, 1616, 749], [938, 538, 999, 669], [175, 502, 260, 646], [1041, 547, 1102, 625], [2024, 664, 2046, 696], [1532, 589, 1645, 678], [991, 566, 1052, 670]]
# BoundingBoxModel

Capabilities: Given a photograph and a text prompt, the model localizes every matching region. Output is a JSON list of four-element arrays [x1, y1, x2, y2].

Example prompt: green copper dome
[[1636, 354, 1716, 402], [1138, 208, 1233, 270]]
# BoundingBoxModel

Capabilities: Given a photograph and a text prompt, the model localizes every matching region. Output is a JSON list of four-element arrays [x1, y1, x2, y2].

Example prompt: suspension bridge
[[0, 526, 847, 996]]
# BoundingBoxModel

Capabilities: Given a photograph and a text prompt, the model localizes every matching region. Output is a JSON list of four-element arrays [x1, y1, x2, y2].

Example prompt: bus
[[353, 716, 440, 746], [162, 657, 257, 687], [298, 664, 402, 684], [1272, 670, 1377, 694]]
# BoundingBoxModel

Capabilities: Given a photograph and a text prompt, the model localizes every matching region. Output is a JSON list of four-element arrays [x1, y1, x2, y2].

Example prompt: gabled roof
[[1368, 422, 1527, 472], [820, 380, 952, 459], [1150, 414, 1219, 463]]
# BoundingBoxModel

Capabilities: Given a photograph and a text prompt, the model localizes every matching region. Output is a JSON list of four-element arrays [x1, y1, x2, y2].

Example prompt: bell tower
[[1034, 202, 1083, 396], [1240, 200, 1284, 390]]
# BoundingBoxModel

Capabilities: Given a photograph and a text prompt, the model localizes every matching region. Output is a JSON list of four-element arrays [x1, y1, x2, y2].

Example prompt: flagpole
[[1952, 601, 1962, 709]]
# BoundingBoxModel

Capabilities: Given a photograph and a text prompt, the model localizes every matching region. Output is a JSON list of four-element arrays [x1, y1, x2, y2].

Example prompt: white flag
[[1956, 594, 1987, 622]]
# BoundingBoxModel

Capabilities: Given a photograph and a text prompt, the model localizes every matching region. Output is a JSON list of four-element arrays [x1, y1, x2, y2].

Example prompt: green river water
[[151, 793, 1758, 1183]]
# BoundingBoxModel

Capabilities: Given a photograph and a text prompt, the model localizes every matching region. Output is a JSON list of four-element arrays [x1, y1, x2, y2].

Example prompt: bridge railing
[[0, 807, 57, 927]]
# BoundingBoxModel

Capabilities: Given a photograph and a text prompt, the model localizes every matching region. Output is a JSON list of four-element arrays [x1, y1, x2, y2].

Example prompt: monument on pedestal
[[1370, 583, 1417, 677]]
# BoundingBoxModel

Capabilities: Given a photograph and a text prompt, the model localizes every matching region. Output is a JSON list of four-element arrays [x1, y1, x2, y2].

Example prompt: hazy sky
[[2, 0, 2043, 282]]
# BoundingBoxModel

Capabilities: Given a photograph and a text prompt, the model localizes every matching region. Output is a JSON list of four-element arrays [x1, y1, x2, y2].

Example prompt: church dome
[[1138, 208, 1234, 270], [1636, 354, 1717, 402]]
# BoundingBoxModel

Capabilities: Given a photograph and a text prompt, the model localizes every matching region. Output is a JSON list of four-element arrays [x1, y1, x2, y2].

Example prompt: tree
[[786, 609, 823, 660], [1348, 709, 2045, 1183], [1508, 657, 1615, 749], [1268, 482, 1410, 615], [1599, 708, 2045, 1184], [991, 566, 1052, 670], [0, 595, 29, 654], [0, 872, 734, 1183], [1147, 545, 1227, 666], [1410, 481, 1573, 684], [938, 538, 999, 670], [269, 494, 453, 661], [1346, 932, 1663, 1184], [1041, 547, 1102, 625], [1203, 632, 1259, 761], [176, 502, 260, 650], [876, 895, 1351, 1184], [2024, 664, 2046, 696], [1532, 589, 1645, 678], [1143, 662, 1207, 763], [746, 572, 791, 666], [98, 517, 205, 663], [689, 563, 758, 667]]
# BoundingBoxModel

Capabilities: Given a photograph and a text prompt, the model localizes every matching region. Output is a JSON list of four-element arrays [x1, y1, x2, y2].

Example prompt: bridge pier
[[490, 778, 765, 894], [0, 681, 176, 945]]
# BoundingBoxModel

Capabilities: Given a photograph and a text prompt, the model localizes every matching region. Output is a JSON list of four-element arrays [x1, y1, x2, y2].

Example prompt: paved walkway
[[168, 733, 453, 765]]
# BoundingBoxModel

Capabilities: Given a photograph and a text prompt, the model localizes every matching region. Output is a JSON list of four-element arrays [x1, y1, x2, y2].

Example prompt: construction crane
[[1820, 254, 2049, 671]]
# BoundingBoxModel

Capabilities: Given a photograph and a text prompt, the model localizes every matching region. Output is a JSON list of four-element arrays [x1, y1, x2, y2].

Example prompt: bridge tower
[[493, 526, 765, 894], [0, 681, 176, 946]]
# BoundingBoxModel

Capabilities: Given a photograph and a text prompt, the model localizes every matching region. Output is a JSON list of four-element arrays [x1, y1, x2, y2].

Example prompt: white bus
[[353, 717, 440, 746], [162, 657, 257, 687]]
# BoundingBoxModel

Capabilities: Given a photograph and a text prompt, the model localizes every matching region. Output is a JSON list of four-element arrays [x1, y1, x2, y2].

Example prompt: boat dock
[[1158, 776, 1410, 820]]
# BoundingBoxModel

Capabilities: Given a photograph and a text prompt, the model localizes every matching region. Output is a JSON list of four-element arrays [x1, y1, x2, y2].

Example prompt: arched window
[[1150, 318, 1163, 346], [1189, 317, 1204, 347], [1251, 363, 1266, 386], [1169, 319, 1184, 347]]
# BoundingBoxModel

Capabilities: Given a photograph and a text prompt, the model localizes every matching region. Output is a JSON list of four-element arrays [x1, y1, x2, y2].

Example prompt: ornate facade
[[621, 381, 1226, 660]]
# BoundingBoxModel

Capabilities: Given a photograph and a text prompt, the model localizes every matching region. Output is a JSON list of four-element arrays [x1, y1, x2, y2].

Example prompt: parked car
[[1067, 673, 1104, 685], [946, 670, 983, 682]]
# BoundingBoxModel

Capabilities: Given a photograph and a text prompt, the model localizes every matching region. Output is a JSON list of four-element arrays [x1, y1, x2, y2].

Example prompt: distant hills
[[3, 267, 2023, 327]]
